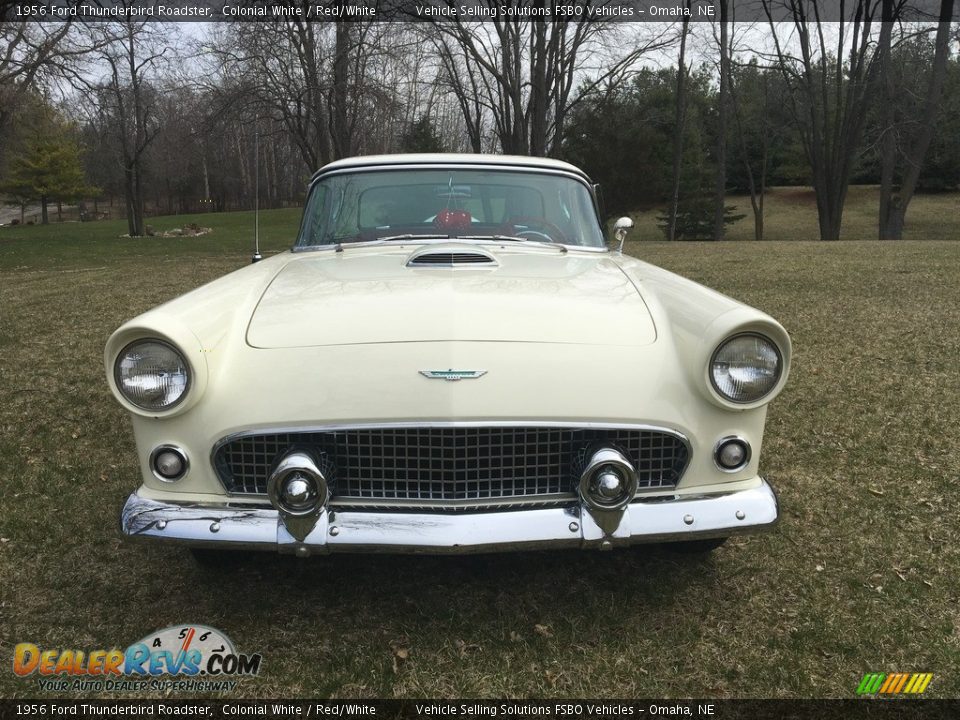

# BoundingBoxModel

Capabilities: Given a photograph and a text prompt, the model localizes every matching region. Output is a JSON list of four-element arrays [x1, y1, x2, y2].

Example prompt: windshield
[[296, 168, 605, 248]]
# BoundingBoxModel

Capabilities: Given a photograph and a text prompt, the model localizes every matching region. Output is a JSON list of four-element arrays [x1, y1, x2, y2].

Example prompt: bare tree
[[762, 0, 886, 240], [84, 18, 175, 236], [723, 8, 776, 241], [431, 29, 489, 152], [0, 21, 103, 168], [729, 59, 773, 241], [212, 15, 405, 171], [423, 7, 675, 156], [667, 3, 692, 242], [878, 0, 956, 239], [713, 0, 731, 240]]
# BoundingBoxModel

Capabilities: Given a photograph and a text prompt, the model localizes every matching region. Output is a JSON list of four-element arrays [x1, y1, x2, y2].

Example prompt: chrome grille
[[213, 426, 689, 509]]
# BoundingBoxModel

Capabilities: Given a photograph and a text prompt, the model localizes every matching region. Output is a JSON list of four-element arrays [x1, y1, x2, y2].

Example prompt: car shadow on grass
[[156, 545, 723, 635]]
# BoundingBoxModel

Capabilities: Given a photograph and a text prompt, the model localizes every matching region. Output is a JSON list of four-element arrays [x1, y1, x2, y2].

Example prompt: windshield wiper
[[459, 234, 527, 242], [458, 235, 568, 252], [379, 233, 450, 242]]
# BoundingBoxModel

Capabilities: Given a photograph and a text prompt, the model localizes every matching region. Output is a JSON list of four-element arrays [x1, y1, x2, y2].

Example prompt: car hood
[[246, 245, 656, 348]]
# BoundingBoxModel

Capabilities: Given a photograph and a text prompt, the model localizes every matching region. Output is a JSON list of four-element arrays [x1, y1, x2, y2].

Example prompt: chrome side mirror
[[612, 217, 634, 252]]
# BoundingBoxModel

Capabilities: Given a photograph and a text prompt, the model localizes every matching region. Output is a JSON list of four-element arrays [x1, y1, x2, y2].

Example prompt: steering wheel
[[500, 216, 567, 244]]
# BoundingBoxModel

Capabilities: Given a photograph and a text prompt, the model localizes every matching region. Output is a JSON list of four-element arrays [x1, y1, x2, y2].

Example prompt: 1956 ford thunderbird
[[108, 154, 791, 561]]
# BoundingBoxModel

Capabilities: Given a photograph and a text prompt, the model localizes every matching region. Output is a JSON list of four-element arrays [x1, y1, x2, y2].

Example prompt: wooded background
[[1, 0, 957, 240]]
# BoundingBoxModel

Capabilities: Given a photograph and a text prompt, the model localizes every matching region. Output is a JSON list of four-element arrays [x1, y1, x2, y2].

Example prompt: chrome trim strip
[[309, 163, 592, 187], [120, 478, 779, 555], [329, 493, 576, 513], [213, 420, 692, 451], [209, 421, 693, 499]]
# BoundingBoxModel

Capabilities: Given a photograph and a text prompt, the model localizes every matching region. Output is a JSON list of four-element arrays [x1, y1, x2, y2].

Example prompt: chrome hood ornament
[[419, 370, 487, 381]]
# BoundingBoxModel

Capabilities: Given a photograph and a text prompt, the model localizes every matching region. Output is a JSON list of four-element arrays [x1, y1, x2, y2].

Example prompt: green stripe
[[869, 674, 887, 693], [856, 674, 873, 694]]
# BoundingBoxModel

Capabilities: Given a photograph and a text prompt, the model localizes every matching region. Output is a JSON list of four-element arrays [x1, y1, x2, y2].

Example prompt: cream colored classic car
[[109, 154, 790, 561]]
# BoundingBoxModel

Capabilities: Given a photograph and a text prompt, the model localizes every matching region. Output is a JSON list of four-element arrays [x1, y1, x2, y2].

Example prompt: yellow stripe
[[879, 674, 897, 693], [917, 673, 934, 694], [894, 674, 909, 693], [904, 674, 919, 693]]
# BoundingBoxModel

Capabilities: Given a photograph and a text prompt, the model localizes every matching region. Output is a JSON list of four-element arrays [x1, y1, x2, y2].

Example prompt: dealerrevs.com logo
[[13, 625, 262, 693]]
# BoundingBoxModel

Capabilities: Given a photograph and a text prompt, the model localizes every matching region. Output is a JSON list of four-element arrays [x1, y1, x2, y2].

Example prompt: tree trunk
[[124, 167, 137, 236], [877, 0, 897, 239], [132, 165, 145, 236], [528, 22, 548, 156], [202, 150, 211, 210], [757, 140, 767, 241], [668, 9, 691, 242], [331, 21, 351, 160], [880, 205, 905, 240], [713, 0, 729, 241], [41, 195, 49, 225], [816, 193, 844, 241], [878, 0, 955, 240], [763, 0, 882, 241]]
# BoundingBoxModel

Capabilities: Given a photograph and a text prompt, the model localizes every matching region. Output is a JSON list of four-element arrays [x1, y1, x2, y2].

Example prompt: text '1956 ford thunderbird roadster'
[[108, 154, 790, 561]]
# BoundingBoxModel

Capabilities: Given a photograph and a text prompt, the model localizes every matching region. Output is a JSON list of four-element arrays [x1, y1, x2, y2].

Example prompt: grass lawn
[[626, 186, 960, 242], [0, 207, 302, 270], [0, 200, 958, 699]]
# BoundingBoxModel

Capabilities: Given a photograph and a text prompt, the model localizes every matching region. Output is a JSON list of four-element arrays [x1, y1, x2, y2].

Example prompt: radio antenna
[[251, 122, 262, 264]]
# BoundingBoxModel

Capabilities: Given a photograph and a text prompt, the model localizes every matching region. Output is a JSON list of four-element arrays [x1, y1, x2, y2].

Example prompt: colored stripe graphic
[[904, 674, 920, 693], [857, 672, 933, 695], [893, 673, 909, 693], [856, 673, 885, 694]]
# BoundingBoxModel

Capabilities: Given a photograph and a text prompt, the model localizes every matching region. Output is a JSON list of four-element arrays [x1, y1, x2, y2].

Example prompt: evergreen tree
[[0, 105, 96, 224], [400, 116, 446, 154]]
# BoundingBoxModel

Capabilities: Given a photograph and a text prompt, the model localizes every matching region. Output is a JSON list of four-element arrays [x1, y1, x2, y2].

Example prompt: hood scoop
[[407, 250, 496, 267]]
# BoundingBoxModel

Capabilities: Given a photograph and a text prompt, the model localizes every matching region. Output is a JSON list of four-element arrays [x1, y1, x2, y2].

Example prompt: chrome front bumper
[[120, 480, 779, 555]]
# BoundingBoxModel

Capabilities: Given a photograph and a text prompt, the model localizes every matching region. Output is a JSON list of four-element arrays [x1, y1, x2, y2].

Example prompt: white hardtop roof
[[311, 153, 591, 182]]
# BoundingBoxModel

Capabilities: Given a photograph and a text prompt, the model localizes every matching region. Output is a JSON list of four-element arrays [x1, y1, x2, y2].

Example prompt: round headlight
[[114, 340, 190, 411], [710, 333, 781, 403]]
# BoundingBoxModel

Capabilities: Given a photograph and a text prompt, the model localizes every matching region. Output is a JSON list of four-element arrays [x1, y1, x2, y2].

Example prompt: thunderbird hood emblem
[[419, 370, 487, 381]]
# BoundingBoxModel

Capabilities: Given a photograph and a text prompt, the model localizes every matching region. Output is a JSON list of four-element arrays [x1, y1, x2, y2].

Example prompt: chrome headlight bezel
[[709, 332, 783, 405], [113, 338, 192, 412]]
